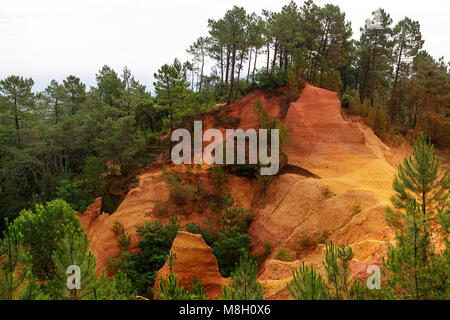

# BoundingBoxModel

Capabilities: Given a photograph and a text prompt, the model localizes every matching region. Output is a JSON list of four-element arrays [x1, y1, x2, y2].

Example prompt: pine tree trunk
[[220, 46, 224, 83], [279, 46, 283, 68], [225, 50, 230, 84], [271, 39, 278, 73], [284, 51, 288, 70], [266, 44, 270, 71], [360, 56, 370, 102], [235, 52, 244, 101], [369, 47, 376, 106], [246, 47, 252, 85], [412, 98, 425, 142], [388, 45, 403, 124], [227, 48, 236, 105], [199, 52, 205, 92], [252, 49, 258, 81], [14, 97, 20, 144], [55, 100, 58, 124]]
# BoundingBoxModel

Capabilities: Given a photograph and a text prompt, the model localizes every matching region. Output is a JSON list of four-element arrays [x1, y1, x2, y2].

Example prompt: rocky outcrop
[[77, 197, 102, 234], [153, 231, 228, 299], [76, 83, 410, 298]]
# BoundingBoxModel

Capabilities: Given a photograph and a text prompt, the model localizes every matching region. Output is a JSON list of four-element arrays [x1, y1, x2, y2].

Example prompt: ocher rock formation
[[77, 83, 411, 299], [153, 231, 228, 299]]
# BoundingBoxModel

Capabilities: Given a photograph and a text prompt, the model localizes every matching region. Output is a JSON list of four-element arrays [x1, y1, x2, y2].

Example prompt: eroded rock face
[[153, 231, 228, 299], [76, 83, 410, 298]]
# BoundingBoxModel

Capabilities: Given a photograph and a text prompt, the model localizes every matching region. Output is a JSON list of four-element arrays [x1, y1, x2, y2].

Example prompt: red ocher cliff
[[78, 83, 410, 299]]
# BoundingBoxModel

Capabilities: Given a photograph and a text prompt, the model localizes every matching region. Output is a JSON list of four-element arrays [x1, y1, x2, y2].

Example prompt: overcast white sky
[[0, 0, 448, 91]]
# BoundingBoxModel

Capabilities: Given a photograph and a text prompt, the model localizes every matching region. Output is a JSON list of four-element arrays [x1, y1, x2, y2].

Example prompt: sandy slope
[[78, 83, 410, 299]]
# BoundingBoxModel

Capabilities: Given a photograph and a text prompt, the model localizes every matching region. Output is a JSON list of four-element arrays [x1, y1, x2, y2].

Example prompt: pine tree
[[189, 276, 208, 300], [158, 251, 194, 300], [407, 52, 449, 142], [221, 252, 264, 300], [0, 220, 44, 300], [187, 37, 209, 92], [153, 58, 190, 131], [383, 200, 437, 299], [0, 75, 35, 144], [46, 230, 98, 300], [323, 241, 354, 300], [387, 133, 448, 219], [383, 134, 449, 299], [95, 65, 125, 106], [388, 17, 423, 123], [62, 75, 86, 115], [221, 193, 251, 231], [43, 80, 67, 124], [287, 262, 329, 300], [359, 8, 393, 105]]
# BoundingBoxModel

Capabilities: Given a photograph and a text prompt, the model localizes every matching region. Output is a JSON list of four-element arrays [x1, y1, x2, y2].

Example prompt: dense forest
[[0, 1, 448, 300]]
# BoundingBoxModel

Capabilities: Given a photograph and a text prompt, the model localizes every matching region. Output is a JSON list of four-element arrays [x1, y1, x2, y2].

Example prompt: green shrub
[[13, 199, 84, 279], [320, 69, 343, 94], [263, 242, 272, 257], [56, 179, 93, 213], [112, 221, 131, 253], [341, 93, 352, 109], [120, 214, 180, 296], [298, 233, 311, 249], [163, 170, 196, 205], [254, 67, 288, 93], [208, 165, 228, 191], [274, 248, 293, 262], [348, 92, 362, 115], [213, 226, 251, 277], [317, 230, 330, 245], [322, 187, 335, 199], [152, 200, 169, 216]]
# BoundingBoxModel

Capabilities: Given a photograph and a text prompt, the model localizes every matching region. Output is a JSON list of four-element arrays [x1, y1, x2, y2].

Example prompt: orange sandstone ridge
[[78, 83, 410, 299], [153, 231, 229, 299]]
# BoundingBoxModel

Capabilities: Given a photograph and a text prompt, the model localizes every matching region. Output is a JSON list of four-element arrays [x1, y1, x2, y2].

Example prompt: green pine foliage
[[383, 134, 449, 299], [12, 199, 84, 279], [287, 262, 329, 300], [221, 252, 264, 300], [213, 227, 251, 277], [287, 241, 369, 300], [106, 214, 180, 297], [45, 232, 99, 300], [388, 133, 448, 216], [0, 221, 45, 300], [158, 251, 194, 300]]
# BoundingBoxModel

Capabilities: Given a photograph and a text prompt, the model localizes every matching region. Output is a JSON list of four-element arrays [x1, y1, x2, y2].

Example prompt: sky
[[0, 0, 449, 91]]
